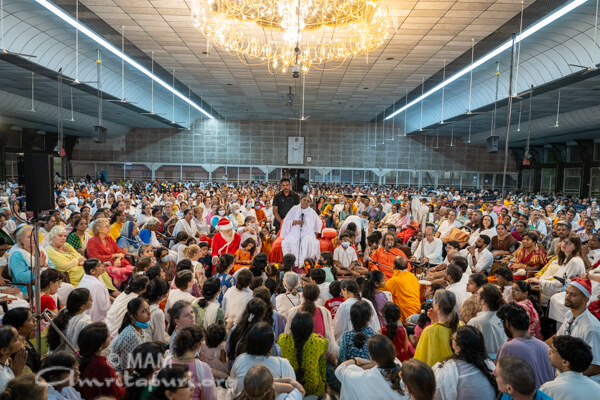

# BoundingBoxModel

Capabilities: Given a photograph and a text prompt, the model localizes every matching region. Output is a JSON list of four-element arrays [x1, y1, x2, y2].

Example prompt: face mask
[[271, 234, 276, 240], [218, 210, 226, 216], [135, 321, 149, 329], [250, 223, 258, 229], [161, 256, 170, 263], [255, 205, 260, 209], [236, 209, 242, 214], [68, 204, 75, 210], [375, 208, 380, 212], [78, 199, 84, 204], [342, 242, 350, 248], [380, 198, 385, 202]]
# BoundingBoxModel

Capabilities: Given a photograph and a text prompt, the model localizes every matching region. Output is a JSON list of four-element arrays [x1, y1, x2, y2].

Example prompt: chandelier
[[190, 0, 390, 74]]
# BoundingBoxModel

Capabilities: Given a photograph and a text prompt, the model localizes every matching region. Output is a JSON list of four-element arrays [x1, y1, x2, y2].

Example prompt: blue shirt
[[215, 272, 235, 305], [500, 389, 553, 400]]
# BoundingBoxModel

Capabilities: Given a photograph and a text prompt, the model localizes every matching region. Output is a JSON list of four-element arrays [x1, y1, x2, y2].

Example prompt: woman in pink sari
[[87, 217, 134, 288]]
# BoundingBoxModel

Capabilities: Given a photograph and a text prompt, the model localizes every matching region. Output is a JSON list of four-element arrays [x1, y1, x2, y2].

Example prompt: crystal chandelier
[[191, 0, 390, 74]]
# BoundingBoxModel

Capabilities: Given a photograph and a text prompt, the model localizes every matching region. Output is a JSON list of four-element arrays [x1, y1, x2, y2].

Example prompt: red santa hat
[[217, 218, 233, 231], [569, 278, 592, 298]]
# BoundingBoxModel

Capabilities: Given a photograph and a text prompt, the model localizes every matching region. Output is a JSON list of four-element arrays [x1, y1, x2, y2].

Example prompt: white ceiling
[[77, 0, 533, 120]]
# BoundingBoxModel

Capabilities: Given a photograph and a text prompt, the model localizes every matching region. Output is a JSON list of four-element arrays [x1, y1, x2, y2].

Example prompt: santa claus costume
[[211, 218, 241, 261]]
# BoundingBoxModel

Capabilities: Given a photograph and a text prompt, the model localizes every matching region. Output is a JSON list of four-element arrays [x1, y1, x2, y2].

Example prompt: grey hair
[[282, 271, 300, 296], [142, 217, 160, 230], [15, 225, 34, 245]]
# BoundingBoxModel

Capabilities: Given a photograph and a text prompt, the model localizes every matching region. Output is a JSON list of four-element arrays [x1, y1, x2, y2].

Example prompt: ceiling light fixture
[[385, 0, 589, 120], [34, 0, 214, 119], [191, 0, 389, 75]]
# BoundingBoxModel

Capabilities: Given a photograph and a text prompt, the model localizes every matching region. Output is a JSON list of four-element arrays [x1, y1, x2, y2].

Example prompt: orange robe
[[383, 269, 421, 323], [369, 247, 410, 280]]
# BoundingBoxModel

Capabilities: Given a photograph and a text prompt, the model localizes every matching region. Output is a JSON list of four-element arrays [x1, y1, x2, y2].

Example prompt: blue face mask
[[161, 256, 170, 263], [135, 321, 149, 329], [342, 242, 350, 248]]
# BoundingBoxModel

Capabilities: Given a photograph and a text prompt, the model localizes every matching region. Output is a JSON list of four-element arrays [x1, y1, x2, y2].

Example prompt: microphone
[[300, 213, 305, 221]]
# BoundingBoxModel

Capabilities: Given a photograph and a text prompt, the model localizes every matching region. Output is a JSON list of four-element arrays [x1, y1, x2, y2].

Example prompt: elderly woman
[[117, 221, 143, 255], [45, 226, 116, 290], [8, 225, 54, 297], [193, 206, 210, 236], [140, 217, 163, 248], [86, 217, 134, 288]]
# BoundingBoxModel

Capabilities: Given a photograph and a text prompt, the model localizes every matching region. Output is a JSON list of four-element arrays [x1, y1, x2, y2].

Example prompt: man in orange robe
[[369, 233, 410, 279], [383, 256, 421, 323]]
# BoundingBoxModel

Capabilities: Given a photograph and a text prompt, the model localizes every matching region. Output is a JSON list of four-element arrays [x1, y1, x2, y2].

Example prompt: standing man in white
[[281, 196, 322, 267]]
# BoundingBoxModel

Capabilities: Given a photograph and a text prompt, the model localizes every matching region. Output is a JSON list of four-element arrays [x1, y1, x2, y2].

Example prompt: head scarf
[[118, 221, 141, 249]]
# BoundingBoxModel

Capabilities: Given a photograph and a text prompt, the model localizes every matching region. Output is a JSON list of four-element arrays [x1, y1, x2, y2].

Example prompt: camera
[[292, 64, 300, 78]]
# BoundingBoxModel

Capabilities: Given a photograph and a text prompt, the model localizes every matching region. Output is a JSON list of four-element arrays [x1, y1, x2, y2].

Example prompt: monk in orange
[[369, 233, 410, 280], [383, 256, 421, 323]]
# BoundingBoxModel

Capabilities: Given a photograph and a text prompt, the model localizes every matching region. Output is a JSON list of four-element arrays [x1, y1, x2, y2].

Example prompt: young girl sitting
[[199, 322, 229, 378], [233, 238, 257, 273], [40, 268, 63, 314], [381, 302, 414, 362], [214, 254, 236, 305], [183, 245, 207, 289], [166, 326, 217, 400], [133, 256, 153, 275]]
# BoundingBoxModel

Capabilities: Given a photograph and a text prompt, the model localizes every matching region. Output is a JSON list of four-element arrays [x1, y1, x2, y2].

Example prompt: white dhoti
[[548, 291, 567, 329], [282, 232, 320, 266], [280, 204, 323, 267]]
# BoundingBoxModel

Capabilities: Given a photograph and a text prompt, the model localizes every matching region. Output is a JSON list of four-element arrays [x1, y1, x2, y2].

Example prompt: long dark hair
[[368, 335, 404, 396], [382, 302, 401, 341], [361, 270, 384, 304], [253, 287, 274, 327], [444, 326, 498, 395], [215, 253, 234, 273], [78, 322, 109, 375], [173, 326, 204, 358], [290, 312, 313, 386], [227, 298, 267, 360], [167, 301, 192, 335], [47, 288, 90, 351], [320, 251, 337, 279], [150, 364, 190, 400], [124, 275, 149, 295], [124, 342, 167, 400], [341, 279, 361, 300], [300, 283, 319, 317], [197, 277, 221, 308], [119, 298, 148, 333], [350, 300, 371, 348]]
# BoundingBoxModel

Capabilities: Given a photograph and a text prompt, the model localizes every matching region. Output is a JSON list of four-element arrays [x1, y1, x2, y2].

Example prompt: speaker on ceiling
[[93, 125, 107, 143], [487, 136, 499, 153], [19, 153, 54, 213]]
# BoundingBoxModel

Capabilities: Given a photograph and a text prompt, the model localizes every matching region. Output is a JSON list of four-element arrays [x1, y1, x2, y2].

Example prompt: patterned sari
[[512, 245, 547, 271], [66, 231, 91, 251], [86, 235, 134, 287]]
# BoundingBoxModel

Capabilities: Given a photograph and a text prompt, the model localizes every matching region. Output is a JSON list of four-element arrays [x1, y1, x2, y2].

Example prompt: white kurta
[[173, 218, 198, 238], [78, 274, 111, 323], [281, 205, 322, 266]]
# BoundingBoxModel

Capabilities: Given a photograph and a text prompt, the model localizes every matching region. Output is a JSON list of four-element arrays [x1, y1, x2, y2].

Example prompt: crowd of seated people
[[0, 177, 598, 399]]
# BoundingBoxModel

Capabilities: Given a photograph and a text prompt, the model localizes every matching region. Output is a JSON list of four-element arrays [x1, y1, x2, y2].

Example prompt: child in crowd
[[165, 270, 196, 316], [133, 256, 153, 275], [325, 280, 344, 319], [214, 254, 236, 305], [233, 238, 257, 273], [199, 322, 229, 377]]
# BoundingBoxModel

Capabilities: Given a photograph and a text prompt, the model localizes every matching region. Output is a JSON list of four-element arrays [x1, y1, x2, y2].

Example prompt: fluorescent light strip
[[35, 0, 214, 119], [385, 0, 589, 120]]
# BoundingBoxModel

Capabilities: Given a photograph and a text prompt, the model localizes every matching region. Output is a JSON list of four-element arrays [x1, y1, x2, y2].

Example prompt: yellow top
[[414, 323, 455, 367], [110, 222, 123, 241]]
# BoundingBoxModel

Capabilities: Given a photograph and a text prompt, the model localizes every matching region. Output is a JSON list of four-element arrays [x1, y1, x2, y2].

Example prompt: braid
[[292, 334, 309, 385], [379, 365, 405, 397], [385, 317, 398, 341]]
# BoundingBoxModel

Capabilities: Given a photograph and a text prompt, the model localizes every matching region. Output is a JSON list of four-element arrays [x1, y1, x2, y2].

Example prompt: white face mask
[[218, 210, 226, 216]]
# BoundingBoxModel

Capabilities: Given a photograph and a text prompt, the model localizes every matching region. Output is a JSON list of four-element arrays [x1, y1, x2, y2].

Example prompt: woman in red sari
[[87, 217, 134, 288], [508, 232, 547, 276]]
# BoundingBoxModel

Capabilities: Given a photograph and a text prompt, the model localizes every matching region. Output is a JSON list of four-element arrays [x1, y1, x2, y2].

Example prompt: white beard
[[221, 230, 234, 243]]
